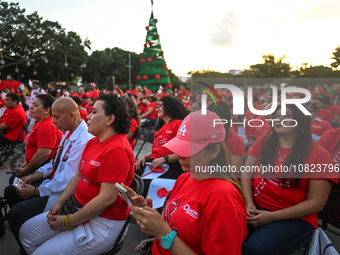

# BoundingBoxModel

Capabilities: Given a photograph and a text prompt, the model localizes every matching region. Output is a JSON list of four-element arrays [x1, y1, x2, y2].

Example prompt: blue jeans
[[245, 218, 314, 255], [142, 118, 156, 127]]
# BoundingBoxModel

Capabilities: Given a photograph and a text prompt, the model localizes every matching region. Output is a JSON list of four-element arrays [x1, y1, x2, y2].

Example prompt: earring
[[107, 123, 110, 126]]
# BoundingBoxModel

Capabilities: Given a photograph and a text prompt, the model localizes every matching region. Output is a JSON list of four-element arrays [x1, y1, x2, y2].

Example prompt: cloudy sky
[[15, 0, 340, 76]]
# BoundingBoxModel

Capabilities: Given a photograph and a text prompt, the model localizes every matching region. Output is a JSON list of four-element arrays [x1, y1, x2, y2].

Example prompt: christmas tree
[[136, 4, 172, 93]]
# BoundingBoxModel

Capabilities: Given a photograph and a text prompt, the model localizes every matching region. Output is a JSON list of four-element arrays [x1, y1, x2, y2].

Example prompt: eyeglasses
[[157, 103, 163, 109], [270, 114, 294, 120]]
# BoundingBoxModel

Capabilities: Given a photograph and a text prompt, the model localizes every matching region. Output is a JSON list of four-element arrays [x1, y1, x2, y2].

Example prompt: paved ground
[[0, 126, 339, 254]]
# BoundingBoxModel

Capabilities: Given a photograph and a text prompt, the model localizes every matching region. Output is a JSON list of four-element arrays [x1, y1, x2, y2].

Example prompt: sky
[[14, 0, 340, 77]]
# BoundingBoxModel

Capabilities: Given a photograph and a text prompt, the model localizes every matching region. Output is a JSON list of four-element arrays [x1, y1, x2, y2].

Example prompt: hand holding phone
[[12, 177, 26, 190], [115, 183, 133, 206]]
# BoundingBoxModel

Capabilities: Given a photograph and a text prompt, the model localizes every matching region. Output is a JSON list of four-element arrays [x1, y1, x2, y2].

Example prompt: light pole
[[126, 52, 131, 88]]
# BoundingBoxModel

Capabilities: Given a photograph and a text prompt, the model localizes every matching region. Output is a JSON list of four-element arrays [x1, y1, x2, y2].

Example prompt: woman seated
[[123, 97, 140, 149], [135, 96, 187, 209], [19, 94, 135, 255], [7, 94, 62, 187], [242, 104, 337, 255], [128, 110, 247, 254]]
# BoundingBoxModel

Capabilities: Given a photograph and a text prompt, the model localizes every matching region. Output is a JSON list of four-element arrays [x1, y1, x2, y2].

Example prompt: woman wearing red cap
[[242, 104, 337, 255], [127, 110, 247, 255]]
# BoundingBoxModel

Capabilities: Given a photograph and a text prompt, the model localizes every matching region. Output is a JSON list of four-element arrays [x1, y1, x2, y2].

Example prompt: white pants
[[20, 212, 127, 255]]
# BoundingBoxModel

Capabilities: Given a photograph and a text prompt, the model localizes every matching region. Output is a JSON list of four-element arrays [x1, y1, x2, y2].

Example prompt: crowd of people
[[0, 79, 339, 255]]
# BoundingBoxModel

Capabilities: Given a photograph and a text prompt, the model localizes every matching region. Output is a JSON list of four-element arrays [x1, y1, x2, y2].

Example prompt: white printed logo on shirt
[[178, 121, 187, 136], [182, 204, 199, 220], [89, 160, 101, 166]]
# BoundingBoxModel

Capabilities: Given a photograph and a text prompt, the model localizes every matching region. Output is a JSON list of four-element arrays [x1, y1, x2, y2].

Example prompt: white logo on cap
[[178, 121, 187, 136], [211, 134, 217, 139]]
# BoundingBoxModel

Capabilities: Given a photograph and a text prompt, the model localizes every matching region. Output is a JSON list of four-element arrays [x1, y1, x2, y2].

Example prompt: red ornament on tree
[[155, 19, 158, 23], [146, 26, 149, 30], [160, 51, 164, 54], [156, 34, 160, 38], [163, 66, 168, 70], [155, 74, 160, 79], [147, 57, 152, 62], [167, 84, 172, 89], [143, 75, 148, 80], [144, 43, 147, 48], [148, 41, 153, 46], [137, 76, 141, 80], [140, 59, 146, 63]]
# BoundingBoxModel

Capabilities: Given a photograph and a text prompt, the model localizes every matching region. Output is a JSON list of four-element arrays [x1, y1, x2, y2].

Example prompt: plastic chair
[[0, 120, 29, 162], [133, 127, 143, 150], [100, 174, 145, 255], [135, 131, 155, 160], [318, 187, 340, 236]]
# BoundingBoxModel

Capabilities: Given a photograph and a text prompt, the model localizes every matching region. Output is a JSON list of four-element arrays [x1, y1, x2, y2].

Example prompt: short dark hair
[[98, 94, 130, 134], [70, 96, 81, 106], [81, 96, 88, 100], [36, 94, 55, 115], [88, 97, 95, 102], [6, 93, 19, 104]]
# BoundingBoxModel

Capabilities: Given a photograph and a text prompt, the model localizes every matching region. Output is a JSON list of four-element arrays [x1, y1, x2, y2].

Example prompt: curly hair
[[155, 96, 188, 130], [98, 94, 130, 134], [123, 97, 140, 126]]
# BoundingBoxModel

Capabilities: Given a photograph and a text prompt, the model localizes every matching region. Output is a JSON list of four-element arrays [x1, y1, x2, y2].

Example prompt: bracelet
[[63, 214, 75, 230], [33, 187, 37, 197]]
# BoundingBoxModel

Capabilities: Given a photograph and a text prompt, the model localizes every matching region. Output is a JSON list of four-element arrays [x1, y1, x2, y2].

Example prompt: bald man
[[6, 97, 93, 253]]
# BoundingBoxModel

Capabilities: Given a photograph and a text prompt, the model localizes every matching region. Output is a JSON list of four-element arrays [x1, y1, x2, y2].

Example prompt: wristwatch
[[164, 155, 169, 164], [160, 230, 177, 250]]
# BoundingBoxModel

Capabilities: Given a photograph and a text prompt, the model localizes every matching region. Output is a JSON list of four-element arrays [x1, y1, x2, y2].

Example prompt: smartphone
[[115, 183, 132, 206], [12, 177, 25, 190]]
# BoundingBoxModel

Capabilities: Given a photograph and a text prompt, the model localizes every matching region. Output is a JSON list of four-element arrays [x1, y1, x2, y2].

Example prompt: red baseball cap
[[163, 110, 226, 157]]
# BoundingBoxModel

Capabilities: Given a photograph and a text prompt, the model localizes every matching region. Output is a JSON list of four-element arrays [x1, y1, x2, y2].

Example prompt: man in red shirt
[[140, 97, 157, 127], [137, 91, 147, 114], [321, 95, 340, 121], [178, 85, 190, 98], [0, 93, 27, 167], [87, 83, 99, 100], [143, 86, 152, 97], [314, 97, 333, 121], [86, 97, 95, 114], [77, 87, 88, 100], [114, 84, 124, 96]]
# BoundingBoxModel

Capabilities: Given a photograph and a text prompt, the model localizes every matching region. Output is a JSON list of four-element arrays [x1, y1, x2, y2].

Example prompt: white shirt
[[37, 120, 94, 212], [31, 87, 46, 99]]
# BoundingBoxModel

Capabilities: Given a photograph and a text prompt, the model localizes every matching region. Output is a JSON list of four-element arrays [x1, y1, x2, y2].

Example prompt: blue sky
[[14, 0, 340, 76]]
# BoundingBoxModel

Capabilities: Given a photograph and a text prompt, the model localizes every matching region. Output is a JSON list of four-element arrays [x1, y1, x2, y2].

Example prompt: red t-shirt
[[25, 117, 62, 163], [138, 102, 146, 113], [318, 128, 340, 164], [244, 111, 271, 141], [178, 89, 190, 97], [74, 134, 135, 220], [311, 118, 333, 137], [145, 89, 152, 96], [316, 109, 333, 121], [248, 135, 337, 228], [152, 173, 247, 255], [143, 102, 157, 119], [0, 98, 4, 108], [86, 105, 93, 114], [0, 105, 26, 141], [152, 119, 182, 159], [88, 89, 99, 99], [78, 92, 88, 99], [183, 101, 191, 110], [325, 104, 340, 119], [79, 108, 88, 121], [226, 129, 245, 156], [128, 118, 138, 149]]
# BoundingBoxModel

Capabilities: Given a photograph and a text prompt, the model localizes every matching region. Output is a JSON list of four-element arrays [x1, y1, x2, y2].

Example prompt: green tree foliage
[[82, 47, 142, 88], [187, 70, 235, 78], [331, 46, 340, 69], [0, 1, 90, 86]]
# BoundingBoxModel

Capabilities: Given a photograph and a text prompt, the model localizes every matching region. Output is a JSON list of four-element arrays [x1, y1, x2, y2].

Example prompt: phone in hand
[[115, 183, 132, 206], [12, 177, 26, 190]]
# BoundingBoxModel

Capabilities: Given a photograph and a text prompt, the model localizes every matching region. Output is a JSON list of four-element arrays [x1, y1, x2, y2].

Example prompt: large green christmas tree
[[136, 7, 171, 93]]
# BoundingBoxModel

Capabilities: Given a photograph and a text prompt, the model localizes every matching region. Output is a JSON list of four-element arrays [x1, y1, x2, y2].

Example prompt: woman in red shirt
[[130, 111, 247, 255], [242, 104, 336, 255], [20, 94, 135, 255], [123, 97, 140, 149]]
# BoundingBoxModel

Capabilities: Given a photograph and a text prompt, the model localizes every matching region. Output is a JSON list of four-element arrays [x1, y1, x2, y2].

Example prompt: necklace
[[278, 149, 291, 162]]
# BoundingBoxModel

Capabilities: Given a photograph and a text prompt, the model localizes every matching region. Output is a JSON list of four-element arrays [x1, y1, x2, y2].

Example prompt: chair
[[318, 187, 340, 236], [132, 127, 143, 150], [100, 174, 145, 255], [0, 120, 29, 162], [135, 130, 155, 160]]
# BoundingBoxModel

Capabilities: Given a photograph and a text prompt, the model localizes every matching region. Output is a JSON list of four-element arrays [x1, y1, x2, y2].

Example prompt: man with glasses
[[4, 97, 93, 254]]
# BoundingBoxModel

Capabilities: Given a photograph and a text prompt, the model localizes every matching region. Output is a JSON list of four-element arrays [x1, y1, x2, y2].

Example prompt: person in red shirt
[[68, 89, 77, 97], [0, 97, 5, 108], [130, 110, 247, 255], [181, 96, 191, 112], [0, 93, 27, 168], [123, 97, 140, 149], [314, 97, 333, 121], [241, 104, 336, 255], [320, 95, 340, 121], [87, 83, 99, 100], [137, 91, 147, 114], [306, 102, 333, 141], [70, 96, 88, 122], [77, 87, 88, 100], [140, 97, 157, 127], [135, 96, 188, 207], [114, 84, 124, 96], [143, 85, 152, 97], [13, 94, 62, 180], [177, 85, 190, 98], [86, 97, 95, 114], [20, 94, 135, 255]]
